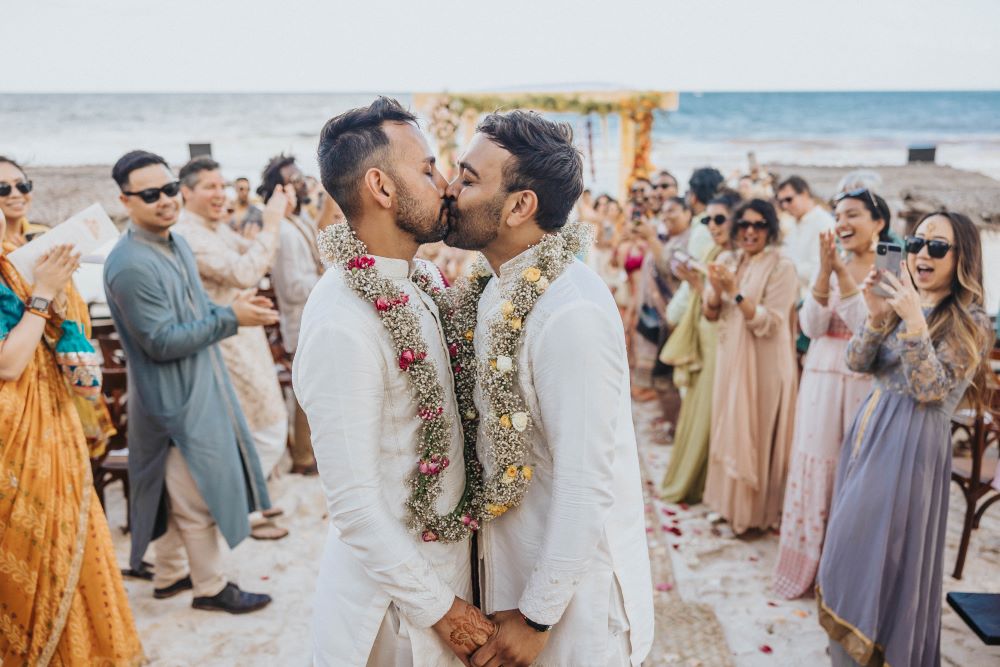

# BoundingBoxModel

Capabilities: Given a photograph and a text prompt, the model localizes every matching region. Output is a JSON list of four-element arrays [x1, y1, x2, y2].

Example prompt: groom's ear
[[505, 190, 538, 229], [363, 167, 395, 211]]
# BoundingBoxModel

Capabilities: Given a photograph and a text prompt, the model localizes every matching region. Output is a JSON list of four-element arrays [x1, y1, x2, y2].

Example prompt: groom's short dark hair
[[317, 96, 418, 221], [477, 110, 584, 232]]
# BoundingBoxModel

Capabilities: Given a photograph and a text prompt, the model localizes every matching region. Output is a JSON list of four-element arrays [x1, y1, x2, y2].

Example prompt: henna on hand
[[449, 604, 497, 648]]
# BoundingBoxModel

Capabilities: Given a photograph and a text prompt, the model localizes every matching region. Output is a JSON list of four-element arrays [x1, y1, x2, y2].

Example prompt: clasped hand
[[861, 261, 926, 332], [470, 609, 549, 667]]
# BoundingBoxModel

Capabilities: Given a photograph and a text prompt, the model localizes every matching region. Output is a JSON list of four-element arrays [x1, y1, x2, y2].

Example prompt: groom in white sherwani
[[295, 97, 494, 666], [445, 111, 654, 667]]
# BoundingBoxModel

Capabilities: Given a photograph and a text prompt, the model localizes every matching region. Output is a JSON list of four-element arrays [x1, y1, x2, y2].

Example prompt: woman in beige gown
[[702, 199, 799, 534]]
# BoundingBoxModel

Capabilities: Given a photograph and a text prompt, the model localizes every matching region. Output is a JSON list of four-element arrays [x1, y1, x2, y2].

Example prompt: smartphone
[[873, 241, 903, 298], [671, 250, 707, 275]]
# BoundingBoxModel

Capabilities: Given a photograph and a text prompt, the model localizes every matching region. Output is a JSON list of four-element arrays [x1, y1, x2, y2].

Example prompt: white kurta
[[781, 204, 835, 289], [294, 256, 471, 667], [473, 248, 654, 667]]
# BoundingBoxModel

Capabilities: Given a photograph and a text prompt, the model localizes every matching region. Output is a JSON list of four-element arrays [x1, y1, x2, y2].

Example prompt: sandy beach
[[99, 392, 1000, 666]]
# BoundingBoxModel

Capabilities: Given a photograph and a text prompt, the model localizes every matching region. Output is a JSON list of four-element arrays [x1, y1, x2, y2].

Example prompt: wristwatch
[[25, 295, 52, 313], [520, 612, 552, 633], [734, 293, 745, 304]]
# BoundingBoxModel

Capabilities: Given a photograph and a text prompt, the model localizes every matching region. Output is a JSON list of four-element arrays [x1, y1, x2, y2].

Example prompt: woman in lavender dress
[[817, 212, 993, 666]]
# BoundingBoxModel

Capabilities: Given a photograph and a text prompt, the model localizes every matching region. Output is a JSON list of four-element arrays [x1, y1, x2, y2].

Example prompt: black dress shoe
[[192, 582, 272, 614], [153, 574, 193, 599]]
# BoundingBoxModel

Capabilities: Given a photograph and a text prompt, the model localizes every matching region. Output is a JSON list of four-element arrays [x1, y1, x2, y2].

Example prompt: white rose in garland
[[317, 221, 482, 542]]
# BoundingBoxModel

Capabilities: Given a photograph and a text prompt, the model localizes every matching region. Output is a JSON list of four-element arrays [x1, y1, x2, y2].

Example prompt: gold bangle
[[27, 308, 51, 321], [811, 287, 830, 300], [839, 288, 860, 300]]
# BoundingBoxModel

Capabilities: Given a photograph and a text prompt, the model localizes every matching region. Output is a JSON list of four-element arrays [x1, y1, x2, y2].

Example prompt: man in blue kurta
[[103, 150, 279, 614]]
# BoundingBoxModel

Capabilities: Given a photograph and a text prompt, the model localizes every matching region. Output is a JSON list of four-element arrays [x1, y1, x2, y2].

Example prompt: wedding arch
[[412, 90, 679, 198]]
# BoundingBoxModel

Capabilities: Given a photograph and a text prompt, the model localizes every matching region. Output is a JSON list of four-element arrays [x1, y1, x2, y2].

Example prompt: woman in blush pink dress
[[773, 189, 892, 599]]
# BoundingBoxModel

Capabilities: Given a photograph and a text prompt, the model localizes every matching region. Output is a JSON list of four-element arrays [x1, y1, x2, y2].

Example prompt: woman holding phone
[[817, 211, 992, 666], [0, 208, 143, 665], [701, 199, 799, 533], [773, 189, 891, 599], [659, 192, 739, 503]]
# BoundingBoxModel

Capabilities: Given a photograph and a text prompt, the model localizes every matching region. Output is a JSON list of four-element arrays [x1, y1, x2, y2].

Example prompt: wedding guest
[[173, 157, 290, 511], [0, 209, 143, 664], [654, 169, 679, 200], [702, 199, 798, 534], [232, 176, 264, 238], [259, 155, 324, 475], [818, 211, 992, 666], [630, 197, 692, 417], [776, 175, 835, 289], [685, 167, 724, 260], [773, 188, 891, 599], [0, 157, 48, 246], [659, 192, 739, 503], [104, 150, 277, 613]]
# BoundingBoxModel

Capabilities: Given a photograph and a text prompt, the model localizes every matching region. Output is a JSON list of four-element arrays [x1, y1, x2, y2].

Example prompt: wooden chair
[[90, 324, 132, 533], [950, 347, 1000, 579]]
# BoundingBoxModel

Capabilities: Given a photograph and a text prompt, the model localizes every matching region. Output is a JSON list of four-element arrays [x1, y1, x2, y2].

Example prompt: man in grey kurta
[[103, 150, 277, 614]]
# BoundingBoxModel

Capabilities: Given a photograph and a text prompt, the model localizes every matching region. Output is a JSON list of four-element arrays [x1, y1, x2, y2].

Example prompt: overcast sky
[[6, 0, 999, 92]]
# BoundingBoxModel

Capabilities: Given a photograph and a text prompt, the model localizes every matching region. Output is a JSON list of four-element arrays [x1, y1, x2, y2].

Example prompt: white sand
[[105, 406, 1000, 666]]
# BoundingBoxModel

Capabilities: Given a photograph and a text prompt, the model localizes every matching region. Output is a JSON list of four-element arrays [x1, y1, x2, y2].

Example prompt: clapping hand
[[263, 184, 294, 228], [32, 244, 81, 299], [706, 262, 736, 297], [231, 290, 279, 327], [877, 261, 926, 333], [817, 229, 843, 277]]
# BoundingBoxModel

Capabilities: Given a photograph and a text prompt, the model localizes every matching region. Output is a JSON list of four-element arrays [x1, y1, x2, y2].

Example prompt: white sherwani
[[294, 256, 471, 667], [474, 249, 654, 666]]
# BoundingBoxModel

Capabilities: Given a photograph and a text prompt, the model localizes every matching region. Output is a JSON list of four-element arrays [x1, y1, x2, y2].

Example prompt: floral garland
[[317, 222, 479, 543], [443, 223, 591, 523]]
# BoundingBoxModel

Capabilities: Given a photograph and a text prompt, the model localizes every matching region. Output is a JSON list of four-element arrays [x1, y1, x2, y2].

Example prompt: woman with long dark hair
[[702, 198, 799, 533], [817, 211, 992, 666]]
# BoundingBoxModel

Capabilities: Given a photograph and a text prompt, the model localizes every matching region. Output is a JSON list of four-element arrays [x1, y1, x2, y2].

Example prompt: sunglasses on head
[[736, 219, 769, 231], [905, 236, 953, 259], [834, 187, 879, 211], [0, 180, 33, 197], [123, 181, 181, 204], [701, 214, 728, 226]]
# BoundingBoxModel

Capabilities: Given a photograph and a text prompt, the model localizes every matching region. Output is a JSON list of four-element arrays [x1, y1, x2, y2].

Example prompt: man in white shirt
[[294, 97, 493, 666], [776, 175, 835, 289], [261, 154, 325, 475], [445, 110, 654, 667]]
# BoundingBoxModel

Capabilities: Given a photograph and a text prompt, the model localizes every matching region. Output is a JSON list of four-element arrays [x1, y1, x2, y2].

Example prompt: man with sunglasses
[[104, 150, 282, 614], [775, 175, 834, 290]]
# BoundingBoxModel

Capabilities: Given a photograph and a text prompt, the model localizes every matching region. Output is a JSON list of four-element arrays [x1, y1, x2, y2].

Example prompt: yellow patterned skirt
[[0, 341, 144, 666]]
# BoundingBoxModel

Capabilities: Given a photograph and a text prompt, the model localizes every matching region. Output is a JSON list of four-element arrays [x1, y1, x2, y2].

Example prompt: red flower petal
[[759, 644, 773, 654]]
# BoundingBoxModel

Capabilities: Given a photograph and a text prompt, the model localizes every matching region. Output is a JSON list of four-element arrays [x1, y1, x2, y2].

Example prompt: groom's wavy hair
[[317, 96, 417, 221], [477, 110, 584, 232]]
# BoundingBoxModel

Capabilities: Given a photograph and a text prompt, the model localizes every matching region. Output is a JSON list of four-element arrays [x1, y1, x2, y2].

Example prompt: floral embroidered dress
[[817, 309, 991, 666], [773, 277, 872, 599], [0, 245, 142, 666]]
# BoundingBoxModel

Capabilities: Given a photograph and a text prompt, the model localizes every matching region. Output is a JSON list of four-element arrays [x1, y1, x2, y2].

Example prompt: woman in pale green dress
[[660, 193, 738, 503]]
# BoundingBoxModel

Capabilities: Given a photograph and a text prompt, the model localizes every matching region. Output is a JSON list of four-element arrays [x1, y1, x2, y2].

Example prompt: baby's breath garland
[[444, 223, 590, 523], [317, 222, 480, 542]]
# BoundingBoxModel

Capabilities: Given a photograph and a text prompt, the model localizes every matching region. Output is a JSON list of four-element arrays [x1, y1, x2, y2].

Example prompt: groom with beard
[[444, 110, 654, 667], [294, 97, 494, 666]]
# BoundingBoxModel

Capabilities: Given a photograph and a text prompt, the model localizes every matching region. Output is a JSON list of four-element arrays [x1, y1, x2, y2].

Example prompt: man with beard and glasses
[[445, 110, 653, 667], [294, 97, 493, 666]]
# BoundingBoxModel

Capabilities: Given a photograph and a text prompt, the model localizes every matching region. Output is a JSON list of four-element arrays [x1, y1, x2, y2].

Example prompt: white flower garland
[[445, 223, 590, 522], [317, 222, 480, 542]]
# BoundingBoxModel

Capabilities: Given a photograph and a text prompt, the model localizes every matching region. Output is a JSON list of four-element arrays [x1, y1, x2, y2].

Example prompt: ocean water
[[2, 91, 1000, 194]]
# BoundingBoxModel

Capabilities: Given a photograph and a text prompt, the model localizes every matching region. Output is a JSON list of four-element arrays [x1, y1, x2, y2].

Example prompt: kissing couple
[[293, 97, 653, 667]]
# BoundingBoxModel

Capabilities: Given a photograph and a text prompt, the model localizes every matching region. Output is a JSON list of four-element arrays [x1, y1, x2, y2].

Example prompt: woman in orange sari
[[0, 208, 143, 666]]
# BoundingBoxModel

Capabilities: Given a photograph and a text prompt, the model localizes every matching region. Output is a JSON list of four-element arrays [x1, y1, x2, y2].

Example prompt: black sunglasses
[[834, 187, 879, 211], [777, 196, 794, 206], [702, 214, 728, 226], [654, 182, 676, 190], [736, 219, 770, 231], [0, 180, 32, 197], [905, 236, 953, 259], [123, 181, 181, 204]]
